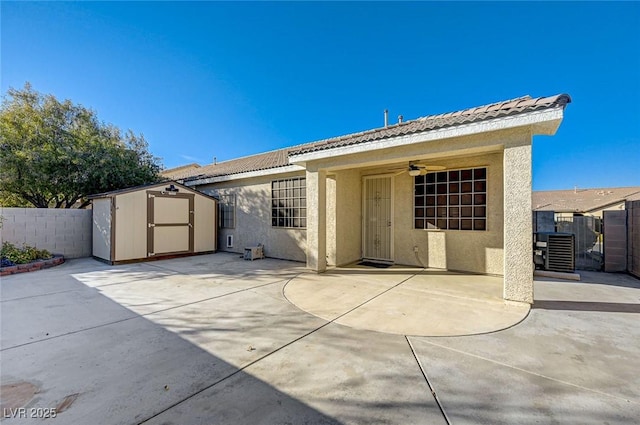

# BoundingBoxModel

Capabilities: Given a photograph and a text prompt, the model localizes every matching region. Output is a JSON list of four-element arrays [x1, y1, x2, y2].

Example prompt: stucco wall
[[333, 169, 362, 266], [189, 126, 535, 300], [326, 175, 337, 265], [554, 201, 627, 220], [503, 138, 534, 303], [305, 126, 533, 301], [306, 168, 327, 270], [0, 207, 92, 258], [356, 152, 504, 274], [591, 202, 626, 218], [199, 171, 306, 262]]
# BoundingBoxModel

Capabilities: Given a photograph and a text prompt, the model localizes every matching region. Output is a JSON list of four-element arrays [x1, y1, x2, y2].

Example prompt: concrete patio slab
[[1, 286, 138, 349], [1, 315, 241, 424], [65, 255, 306, 316], [408, 270, 640, 424], [146, 325, 447, 425], [284, 267, 529, 336], [409, 338, 637, 425], [145, 281, 327, 369], [83, 270, 295, 316], [283, 269, 414, 318], [0, 260, 113, 301], [1, 254, 638, 425]]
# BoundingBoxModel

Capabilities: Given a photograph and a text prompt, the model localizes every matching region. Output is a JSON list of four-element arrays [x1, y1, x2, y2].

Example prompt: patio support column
[[306, 168, 327, 272], [503, 141, 534, 303]]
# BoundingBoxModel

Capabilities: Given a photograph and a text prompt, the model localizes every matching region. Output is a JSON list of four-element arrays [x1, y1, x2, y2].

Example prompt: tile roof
[[532, 187, 640, 213], [289, 94, 571, 155], [161, 163, 201, 179], [178, 93, 570, 182], [179, 149, 291, 182]]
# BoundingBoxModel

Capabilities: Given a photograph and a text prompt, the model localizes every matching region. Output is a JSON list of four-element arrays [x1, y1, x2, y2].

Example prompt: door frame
[[146, 191, 195, 257], [361, 174, 395, 262]]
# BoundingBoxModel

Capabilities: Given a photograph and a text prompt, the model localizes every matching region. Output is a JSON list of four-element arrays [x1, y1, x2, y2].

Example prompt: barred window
[[272, 177, 306, 228], [218, 194, 235, 229], [414, 168, 487, 231]]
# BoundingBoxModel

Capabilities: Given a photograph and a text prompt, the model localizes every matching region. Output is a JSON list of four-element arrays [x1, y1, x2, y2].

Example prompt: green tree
[[0, 83, 163, 208]]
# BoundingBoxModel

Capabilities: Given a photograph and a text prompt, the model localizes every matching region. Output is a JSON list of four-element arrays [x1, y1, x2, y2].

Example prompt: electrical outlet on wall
[[413, 246, 419, 253]]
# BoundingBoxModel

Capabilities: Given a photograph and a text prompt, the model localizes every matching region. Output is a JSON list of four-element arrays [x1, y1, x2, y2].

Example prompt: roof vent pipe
[[398, 115, 403, 124], [214, 157, 217, 165], [384, 109, 389, 128]]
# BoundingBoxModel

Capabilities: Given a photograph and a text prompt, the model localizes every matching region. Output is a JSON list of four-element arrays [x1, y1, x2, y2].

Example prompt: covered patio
[[292, 95, 572, 305]]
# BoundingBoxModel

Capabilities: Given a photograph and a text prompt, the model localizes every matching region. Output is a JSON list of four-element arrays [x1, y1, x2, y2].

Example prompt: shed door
[[147, 191, 194, 257], [362, 176, 393, 262]]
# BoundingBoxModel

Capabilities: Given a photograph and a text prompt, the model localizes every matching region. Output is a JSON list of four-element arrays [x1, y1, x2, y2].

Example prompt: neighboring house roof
[[161, 163, 201, 179], [532, 187, 640, 213], [176, 93, 570, 183]]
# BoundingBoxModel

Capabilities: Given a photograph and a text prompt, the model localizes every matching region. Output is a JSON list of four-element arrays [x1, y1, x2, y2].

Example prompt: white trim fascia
[[184, 164, 305, 187], [289, 108, 564, 164]]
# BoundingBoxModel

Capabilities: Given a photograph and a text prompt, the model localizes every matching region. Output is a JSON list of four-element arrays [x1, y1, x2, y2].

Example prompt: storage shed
[[90, 181, 217, 264]]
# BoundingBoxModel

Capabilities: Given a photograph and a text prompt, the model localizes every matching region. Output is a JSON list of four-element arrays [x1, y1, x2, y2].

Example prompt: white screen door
[[363, 176, 393, 261]]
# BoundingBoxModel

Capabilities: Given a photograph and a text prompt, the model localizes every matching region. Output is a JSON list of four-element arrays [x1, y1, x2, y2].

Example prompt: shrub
[[1, 242, 52, 265]]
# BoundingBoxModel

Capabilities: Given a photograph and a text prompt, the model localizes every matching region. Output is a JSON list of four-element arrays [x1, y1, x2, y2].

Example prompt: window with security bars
[[218, 194, 235, 229], [272, 177, 306, 228], [414, 168, 487, 231]]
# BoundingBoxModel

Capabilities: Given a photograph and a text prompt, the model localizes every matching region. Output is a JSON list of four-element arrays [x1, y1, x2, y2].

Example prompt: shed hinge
[[148, 252, 155, 256], [148, 223, 155, 228], [148, 194, 155, 198]]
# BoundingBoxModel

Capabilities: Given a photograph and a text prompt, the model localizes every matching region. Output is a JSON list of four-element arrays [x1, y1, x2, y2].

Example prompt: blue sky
[[2, 1, 639, 190]]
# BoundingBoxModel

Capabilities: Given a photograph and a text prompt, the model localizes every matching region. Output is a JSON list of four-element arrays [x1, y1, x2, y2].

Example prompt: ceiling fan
[[389, 162, 446, 176]]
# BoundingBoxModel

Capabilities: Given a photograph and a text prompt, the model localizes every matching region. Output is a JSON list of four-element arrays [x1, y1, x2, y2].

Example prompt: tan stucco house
[[170, 94, 571, 304]]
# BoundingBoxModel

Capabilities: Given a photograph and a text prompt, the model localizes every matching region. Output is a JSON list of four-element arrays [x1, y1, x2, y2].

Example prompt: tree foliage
[[0, 83, 163, 208]]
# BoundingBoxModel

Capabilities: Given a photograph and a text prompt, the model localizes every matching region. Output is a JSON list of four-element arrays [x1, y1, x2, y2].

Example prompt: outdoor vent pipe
[[213, 157, 217, 165], [398, 115, 403, 124], [384, 109, 389, 127]]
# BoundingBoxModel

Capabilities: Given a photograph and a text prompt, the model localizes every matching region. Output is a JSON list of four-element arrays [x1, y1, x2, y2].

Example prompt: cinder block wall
[[0, 208, 92, 258]]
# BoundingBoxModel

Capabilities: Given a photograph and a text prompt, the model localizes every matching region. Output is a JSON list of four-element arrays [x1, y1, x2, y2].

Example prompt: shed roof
[[532, 186, 640, 213], [175, 93, 570, 182], [88, 181, 217, 201]]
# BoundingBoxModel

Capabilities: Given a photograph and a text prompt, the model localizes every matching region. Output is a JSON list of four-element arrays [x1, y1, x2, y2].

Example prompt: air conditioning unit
[[534, 232, 575, 272]]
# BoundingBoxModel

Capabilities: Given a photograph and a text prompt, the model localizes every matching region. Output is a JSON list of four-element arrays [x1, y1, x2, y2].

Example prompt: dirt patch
[[0, 381, 39, 411], [55, 393, 79, 413]]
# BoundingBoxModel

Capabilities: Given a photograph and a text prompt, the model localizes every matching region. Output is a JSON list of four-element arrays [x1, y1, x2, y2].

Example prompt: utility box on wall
[[90, 182, 217, 264]]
